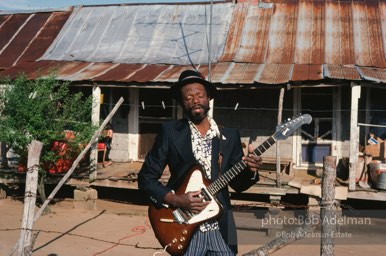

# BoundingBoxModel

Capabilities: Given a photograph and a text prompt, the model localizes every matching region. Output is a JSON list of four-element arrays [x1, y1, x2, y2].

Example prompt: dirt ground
[[1, 162, 386, 255], [1, 195, 386, 256]]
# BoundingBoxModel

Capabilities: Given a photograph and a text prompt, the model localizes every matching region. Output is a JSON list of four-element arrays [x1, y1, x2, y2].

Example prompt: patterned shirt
[[188, 116, 221, 232]]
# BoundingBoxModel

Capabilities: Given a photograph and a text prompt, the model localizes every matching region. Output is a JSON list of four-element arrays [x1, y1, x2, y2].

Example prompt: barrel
[[369, 162, 386, 190]]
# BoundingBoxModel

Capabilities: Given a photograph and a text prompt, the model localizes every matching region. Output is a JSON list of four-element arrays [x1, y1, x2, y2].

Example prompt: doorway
[[298, 87, 334, 166]]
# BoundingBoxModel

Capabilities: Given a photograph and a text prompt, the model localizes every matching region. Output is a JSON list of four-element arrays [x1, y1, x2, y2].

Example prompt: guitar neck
[[207, 136, 276, 195]]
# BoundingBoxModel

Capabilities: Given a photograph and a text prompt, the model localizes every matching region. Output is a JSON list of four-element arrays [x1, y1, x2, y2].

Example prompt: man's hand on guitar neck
[[242, 144, 263, 172], [164, 190, 209, 213]]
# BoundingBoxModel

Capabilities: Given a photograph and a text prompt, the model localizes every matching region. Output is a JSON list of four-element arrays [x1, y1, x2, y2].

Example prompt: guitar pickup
[[173, 208, 188, 224], [200, 187, 211, 201]]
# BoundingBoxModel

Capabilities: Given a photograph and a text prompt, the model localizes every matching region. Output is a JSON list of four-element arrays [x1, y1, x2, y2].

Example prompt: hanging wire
[[99, 102, 385, 113]]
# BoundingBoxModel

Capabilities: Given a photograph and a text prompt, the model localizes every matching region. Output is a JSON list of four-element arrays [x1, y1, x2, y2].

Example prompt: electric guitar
[[148, 114, 312, 255]]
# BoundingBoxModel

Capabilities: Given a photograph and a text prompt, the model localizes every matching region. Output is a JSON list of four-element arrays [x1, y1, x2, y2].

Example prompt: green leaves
[[0, 74, 96, 172]]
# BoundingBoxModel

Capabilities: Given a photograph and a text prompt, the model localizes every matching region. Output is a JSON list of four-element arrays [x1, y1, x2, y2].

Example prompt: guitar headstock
[[274, 114, 312, 141]]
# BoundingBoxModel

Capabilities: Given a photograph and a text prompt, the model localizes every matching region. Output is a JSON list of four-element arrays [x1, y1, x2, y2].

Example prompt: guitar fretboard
[[207, 136, 276, 195]]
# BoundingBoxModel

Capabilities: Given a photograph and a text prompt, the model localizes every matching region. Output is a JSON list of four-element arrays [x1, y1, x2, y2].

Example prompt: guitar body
[[148, 165, 223, 256]]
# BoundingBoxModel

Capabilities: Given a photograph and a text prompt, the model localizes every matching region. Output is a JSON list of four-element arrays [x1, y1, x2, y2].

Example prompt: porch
[[2, 159, 386, 204]]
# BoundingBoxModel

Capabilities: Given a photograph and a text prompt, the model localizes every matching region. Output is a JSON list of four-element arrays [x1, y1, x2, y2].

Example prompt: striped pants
[[184, 229, 235, 256]]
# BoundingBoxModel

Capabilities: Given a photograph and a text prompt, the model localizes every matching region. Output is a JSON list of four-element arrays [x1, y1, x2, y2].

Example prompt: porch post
[[293, 88, 301, 166], [208, 99, 214, 118], [90, 85, 101, 180], [349, 83, 361, 191], [128, 88, 139, 161], [276, 87, 285, 187]]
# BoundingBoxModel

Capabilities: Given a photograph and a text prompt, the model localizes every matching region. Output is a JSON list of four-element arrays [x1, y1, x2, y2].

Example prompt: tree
[[0, 75, 96, 208]]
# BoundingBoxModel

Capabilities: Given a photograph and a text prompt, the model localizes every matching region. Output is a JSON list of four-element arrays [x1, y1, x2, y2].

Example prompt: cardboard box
[[365, 135, 385, 159]]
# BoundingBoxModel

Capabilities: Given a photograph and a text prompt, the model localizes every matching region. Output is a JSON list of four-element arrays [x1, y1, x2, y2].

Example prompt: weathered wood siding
[[214, 89, 294, 159]]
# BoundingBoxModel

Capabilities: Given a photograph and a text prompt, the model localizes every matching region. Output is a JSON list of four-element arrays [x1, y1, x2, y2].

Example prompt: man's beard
[[185, 103, 210, 123]]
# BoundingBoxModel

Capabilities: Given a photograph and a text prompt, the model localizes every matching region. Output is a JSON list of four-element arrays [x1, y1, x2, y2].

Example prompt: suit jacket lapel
[[173, 118, 195, 165]]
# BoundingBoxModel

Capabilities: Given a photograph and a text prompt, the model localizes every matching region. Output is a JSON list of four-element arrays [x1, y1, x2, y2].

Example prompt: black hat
[[170, 70, 217, 100]]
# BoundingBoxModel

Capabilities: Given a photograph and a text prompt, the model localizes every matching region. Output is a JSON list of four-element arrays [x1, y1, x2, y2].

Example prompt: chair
[[97, 142, 110, 167]]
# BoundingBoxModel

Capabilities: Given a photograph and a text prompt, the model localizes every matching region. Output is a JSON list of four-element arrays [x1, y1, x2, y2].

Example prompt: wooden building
[[0, 1, 386, 199]]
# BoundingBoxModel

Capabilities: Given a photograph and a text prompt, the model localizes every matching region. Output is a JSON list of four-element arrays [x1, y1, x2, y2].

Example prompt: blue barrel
[[369, 162, 386, 190], [376, 172, 386, 190]]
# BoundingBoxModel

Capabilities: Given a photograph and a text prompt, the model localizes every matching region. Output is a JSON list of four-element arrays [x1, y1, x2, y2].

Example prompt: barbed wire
[[4, 194, 360, 212], [231, 199, 355, 212], [100, 102, 386, 113]]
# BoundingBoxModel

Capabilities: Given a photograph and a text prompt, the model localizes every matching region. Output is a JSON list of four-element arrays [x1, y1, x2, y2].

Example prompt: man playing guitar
[[138, 69, 262, 255]]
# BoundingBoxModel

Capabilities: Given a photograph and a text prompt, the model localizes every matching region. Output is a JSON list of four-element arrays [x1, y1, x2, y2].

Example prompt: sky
[[0, 0, 222, 11]]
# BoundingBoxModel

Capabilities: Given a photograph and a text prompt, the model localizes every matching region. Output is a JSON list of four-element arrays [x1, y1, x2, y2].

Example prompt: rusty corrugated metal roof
[[93, 63, 144, 82], [217, 0, 386, 84], [0, 1, 385, 86], [0, 10, 71, 71]]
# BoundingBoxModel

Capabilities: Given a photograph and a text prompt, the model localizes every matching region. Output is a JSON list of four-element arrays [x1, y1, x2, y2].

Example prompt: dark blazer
[[138, 118, 259, 253]]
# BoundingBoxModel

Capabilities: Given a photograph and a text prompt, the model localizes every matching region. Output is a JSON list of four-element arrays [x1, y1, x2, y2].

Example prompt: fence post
[[320, 155, 337, 256], [17, 140, 43, 256]]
